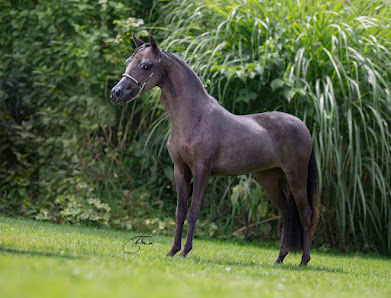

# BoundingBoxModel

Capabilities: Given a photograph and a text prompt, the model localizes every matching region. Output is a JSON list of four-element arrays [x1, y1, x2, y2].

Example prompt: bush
[[0, 0, 160, 225]]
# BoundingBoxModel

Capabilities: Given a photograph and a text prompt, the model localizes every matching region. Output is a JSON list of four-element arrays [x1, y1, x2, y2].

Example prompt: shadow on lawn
[[0, 247, 80, 260], [270, 263, 345, 274], [191, 255, 345, 274]]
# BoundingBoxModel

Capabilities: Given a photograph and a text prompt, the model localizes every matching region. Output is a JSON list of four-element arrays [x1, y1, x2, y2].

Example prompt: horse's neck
[[158, 52, 211, 132]]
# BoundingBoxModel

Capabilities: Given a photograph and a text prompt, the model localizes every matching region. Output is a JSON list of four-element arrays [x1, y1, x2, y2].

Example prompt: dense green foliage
[[1, 216, 391, 297], [0, 0, 161, 228], [1, 0, 390, 254]]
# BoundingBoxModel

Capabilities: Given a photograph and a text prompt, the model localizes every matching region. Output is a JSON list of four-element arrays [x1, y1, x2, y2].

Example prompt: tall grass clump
[[157, 0, 391, 253]]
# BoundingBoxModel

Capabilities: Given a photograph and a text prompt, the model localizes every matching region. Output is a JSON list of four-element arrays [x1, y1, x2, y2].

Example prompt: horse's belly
[[211, 160, 275, 176], [211, 143, 279, 176]]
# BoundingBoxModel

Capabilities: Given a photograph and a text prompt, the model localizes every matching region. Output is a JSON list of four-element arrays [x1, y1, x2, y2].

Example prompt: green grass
[[0, 216, 390, 297]]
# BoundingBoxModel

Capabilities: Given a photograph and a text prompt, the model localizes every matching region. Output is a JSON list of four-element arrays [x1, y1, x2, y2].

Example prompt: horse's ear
[[132, 33, 145, 48], [149, 36, 159, 52]]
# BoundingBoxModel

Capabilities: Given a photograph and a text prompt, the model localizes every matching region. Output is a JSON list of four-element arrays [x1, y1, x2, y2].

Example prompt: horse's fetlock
[[301, 254, 310, 266]]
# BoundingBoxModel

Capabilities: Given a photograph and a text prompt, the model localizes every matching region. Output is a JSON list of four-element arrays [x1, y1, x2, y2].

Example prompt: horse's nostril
[[115, 89, 122, 98]]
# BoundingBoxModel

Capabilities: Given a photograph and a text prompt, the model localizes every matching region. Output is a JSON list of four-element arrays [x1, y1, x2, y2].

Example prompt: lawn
[[0, 216, 390, 298]]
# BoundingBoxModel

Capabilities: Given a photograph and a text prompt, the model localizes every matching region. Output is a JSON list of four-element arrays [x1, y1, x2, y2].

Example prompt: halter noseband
[[121, 50, 162, 99]]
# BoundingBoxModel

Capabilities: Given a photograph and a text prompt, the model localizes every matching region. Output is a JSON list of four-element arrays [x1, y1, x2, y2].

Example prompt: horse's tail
[[307, 145, 319, 239], [280, 145, 319, 251]]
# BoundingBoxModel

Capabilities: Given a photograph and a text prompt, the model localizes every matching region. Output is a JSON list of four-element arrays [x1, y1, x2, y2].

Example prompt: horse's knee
[[187, 213, 198, 226], [176, 206, 186, 221], [176, 213, 186, 224]]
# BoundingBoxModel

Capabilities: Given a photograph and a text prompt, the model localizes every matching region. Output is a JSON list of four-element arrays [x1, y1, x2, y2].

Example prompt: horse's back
[[248, 111, 313, 166], [248, 111, 308, 133], [210, 110, 311, 176]]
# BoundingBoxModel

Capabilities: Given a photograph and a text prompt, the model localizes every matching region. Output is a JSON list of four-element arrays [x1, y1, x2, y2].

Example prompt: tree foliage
[[0, 0, 157, 226]]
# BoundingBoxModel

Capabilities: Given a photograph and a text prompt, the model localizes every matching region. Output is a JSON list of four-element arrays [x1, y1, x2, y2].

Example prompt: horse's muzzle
[[110, 85, 135, 105]]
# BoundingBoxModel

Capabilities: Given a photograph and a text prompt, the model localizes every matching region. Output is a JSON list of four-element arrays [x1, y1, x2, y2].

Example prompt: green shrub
[[0, 0, 158, 225]]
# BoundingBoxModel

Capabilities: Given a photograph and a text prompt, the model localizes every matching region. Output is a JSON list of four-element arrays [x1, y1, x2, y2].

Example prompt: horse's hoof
[[166, 248, 180, 257], [273, 257, 283, 264], [299, 256, 310, 267], [178, 251, 188, 258], [299, 262, 308, 267]]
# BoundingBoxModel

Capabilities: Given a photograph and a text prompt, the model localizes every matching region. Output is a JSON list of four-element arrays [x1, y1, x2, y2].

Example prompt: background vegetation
[[1, 0, 390, 254]]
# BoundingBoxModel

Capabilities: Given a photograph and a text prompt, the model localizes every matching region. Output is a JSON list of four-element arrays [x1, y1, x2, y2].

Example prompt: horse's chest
[[167, 134, 215, 165], [181, 140, 213, 160]]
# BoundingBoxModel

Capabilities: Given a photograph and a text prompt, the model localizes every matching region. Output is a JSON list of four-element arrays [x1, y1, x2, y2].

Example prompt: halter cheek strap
[[121, 54, 162, 99]]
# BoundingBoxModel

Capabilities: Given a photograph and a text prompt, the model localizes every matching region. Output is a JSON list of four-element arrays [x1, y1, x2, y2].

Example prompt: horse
[[110, 35, 319, 267]]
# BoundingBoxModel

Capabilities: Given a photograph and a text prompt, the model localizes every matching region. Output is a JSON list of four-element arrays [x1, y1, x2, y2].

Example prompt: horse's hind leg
[[284, 166, 312, 267], [254, 168, 289, 264]]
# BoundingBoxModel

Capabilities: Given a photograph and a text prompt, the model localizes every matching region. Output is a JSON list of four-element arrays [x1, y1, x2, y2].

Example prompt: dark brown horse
[[111, 35, 319, 266]]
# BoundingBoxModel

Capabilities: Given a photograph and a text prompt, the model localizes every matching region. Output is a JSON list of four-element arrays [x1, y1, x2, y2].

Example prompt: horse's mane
[[163, 51, 208, 94], [129, 47, 209, 96]]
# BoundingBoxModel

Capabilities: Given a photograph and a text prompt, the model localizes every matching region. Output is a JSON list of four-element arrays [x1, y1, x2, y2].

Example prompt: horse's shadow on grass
[[0, 247, 80, 260], [270, 263, 345, 274], [190, 255, 345, 274]]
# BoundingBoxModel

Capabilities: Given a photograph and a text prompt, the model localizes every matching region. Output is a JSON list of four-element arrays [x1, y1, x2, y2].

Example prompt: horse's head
[[110, 35, 162, 105]]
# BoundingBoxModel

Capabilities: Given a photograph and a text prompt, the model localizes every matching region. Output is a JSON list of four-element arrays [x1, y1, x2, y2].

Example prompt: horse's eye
[[141, 64, 151, 70]]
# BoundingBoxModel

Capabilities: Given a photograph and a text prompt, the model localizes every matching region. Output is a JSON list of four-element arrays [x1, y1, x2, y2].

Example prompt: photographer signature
[[123, 235, 153, 254]]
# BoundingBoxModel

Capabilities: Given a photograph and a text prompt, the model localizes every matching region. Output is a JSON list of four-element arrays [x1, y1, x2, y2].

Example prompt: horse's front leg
[[179, 165, 210, 257], [166, 163, 191, 256]]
